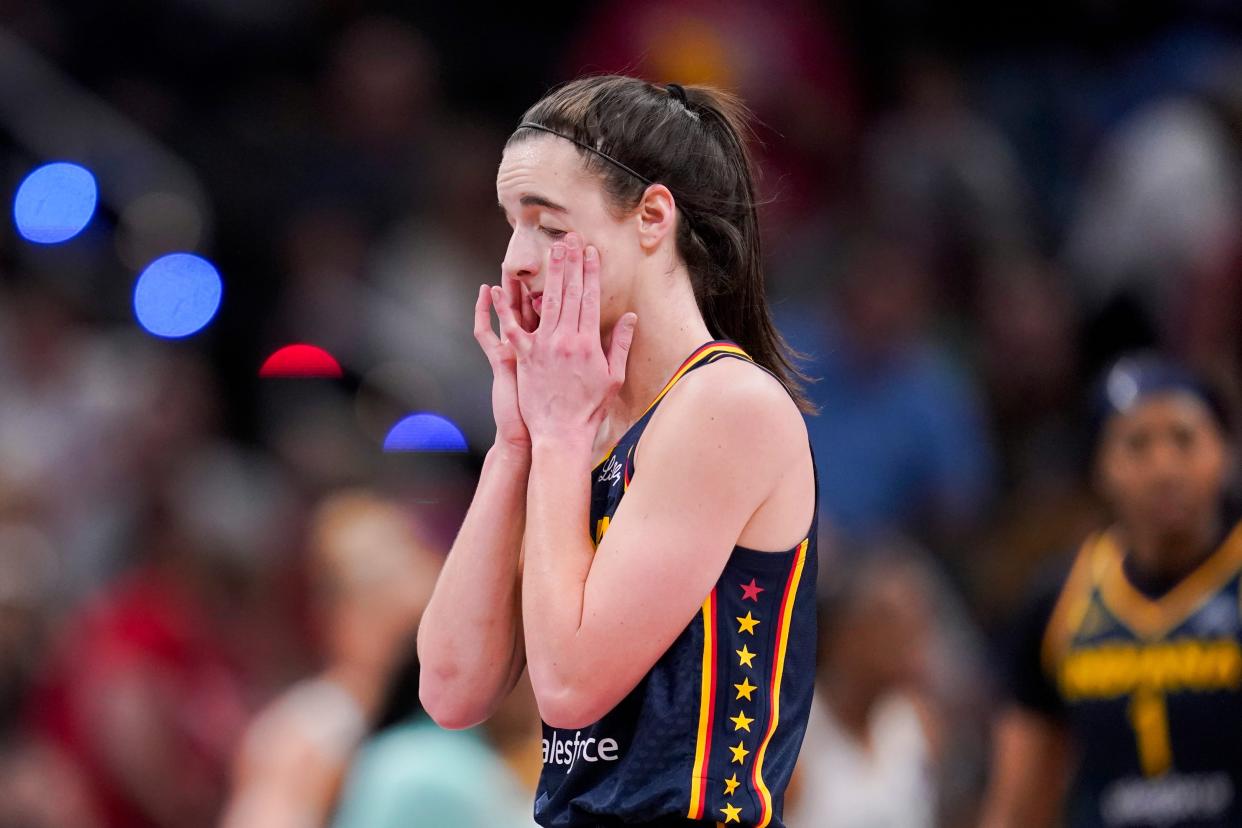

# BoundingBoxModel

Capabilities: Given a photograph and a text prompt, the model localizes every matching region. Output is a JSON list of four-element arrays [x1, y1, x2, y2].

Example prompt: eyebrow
[[518, 194, 569, 213]]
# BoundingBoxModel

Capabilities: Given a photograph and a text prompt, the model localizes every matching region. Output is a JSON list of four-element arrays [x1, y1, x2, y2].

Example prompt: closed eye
[[541, 226, 567, 238]]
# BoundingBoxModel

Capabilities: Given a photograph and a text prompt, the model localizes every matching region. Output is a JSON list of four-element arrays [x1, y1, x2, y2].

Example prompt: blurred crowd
[[0, 1, 1240, 826]]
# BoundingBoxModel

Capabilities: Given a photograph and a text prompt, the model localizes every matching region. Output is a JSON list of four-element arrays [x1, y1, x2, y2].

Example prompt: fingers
[[499, 270, 538, 333], [559, 234, 584, 333], [607, 312, 638, 385], [500, 271, 533, 334], [580, 244, 601, 334], [473, 284, 500, 351], [538, 240, 564, 333], [491, 285, 533, 357], [519, 284, 538, 332]]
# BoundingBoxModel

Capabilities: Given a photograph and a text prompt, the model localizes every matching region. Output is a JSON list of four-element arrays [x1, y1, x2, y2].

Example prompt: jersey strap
[[591, 340, 752, 471]]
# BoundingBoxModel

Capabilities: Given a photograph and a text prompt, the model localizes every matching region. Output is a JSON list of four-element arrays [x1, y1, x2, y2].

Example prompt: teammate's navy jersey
[[1032, 520, 1242, 827], [534, 341, 818, 828]]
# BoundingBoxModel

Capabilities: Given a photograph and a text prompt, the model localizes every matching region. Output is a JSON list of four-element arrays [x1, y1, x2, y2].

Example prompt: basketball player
[[982, 355, 1242, 827], [417, 76, 818, 828]]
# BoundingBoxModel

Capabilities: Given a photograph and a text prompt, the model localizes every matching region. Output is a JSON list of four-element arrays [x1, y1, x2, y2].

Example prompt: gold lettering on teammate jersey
[[1057, 637, 1242, 699]]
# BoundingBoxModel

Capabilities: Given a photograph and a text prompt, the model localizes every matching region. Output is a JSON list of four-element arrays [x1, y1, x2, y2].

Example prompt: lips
[[531, 292, 543, 313]]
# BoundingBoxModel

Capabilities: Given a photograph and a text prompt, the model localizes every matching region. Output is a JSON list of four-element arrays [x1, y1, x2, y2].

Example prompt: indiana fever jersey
[[1041, 520, 1242, 827], [534, 341, 818, 828]]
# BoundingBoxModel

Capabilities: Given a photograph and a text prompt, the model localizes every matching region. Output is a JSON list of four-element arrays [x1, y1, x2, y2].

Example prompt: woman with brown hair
[[418, 76, 818, 827]]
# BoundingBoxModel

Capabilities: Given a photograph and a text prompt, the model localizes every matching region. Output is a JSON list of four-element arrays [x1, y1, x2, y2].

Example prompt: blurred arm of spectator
[[221, 490, 441, 828], [978, 569, 1074, 828], [979, 708, 1071, 828], [220, 684, 360, 828]]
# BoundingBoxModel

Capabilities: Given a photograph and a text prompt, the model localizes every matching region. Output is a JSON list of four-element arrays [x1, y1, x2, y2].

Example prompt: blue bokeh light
[[13, 162, 98, 244], [383, 412, 469, 453], [132, 253, 223, 339]]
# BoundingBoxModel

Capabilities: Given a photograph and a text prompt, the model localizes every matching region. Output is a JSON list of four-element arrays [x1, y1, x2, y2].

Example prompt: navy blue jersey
[[1036, 520, 1242, 827], [534, 341, 819, 828]]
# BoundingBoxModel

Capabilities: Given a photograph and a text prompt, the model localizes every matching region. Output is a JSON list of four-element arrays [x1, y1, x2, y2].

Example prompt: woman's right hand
[[474, 271, 538, 451]]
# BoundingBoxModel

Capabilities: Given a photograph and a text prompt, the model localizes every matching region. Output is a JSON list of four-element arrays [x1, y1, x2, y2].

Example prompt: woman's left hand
[[491, 233, 637, 449]]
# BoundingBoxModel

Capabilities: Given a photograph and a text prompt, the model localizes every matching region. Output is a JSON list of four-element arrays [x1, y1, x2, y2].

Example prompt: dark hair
[[1088, 352, 1233, 450], [507, 75, 812, 413]]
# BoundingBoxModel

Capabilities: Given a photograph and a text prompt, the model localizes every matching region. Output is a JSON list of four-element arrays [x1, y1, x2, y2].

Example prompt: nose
[[1146, 435, 1188, 485], [501, 230, 540, 286]]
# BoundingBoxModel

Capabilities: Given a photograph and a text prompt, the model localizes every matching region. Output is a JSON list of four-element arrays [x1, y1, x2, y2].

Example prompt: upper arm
[[568, 363, 806, 720]]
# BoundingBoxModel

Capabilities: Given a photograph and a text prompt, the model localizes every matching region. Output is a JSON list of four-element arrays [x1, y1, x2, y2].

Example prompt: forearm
[[522, 439, 598, 724], [417, 442, 530, 728]]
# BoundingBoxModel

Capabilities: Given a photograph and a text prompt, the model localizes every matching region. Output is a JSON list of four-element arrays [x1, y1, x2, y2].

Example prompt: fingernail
[[551, 244, 565, 261], [566, 233, 580, 250], [584, 246, 597, 261]]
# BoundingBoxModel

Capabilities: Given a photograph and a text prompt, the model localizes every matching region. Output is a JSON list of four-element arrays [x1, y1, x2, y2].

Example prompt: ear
[[635, 184, 678, 253]]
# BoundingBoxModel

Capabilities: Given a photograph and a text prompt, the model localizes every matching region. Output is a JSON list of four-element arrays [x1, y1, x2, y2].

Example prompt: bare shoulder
[[644, 356, 808, 467]]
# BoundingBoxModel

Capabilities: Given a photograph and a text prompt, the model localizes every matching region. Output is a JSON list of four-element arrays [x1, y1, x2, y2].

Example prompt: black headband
[[515, 122, 655, 186]]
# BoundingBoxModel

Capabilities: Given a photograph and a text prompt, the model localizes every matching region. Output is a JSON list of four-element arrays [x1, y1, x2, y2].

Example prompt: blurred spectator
[[786, 542, 986, 827], [361, 118, 510, 447], [0, 282, 145, 597], [564, 0, 859, 234], [0, 519, 58, 726], [281, 14, 441, 229], [222, 489, 440, 828], [974, 257, 1083, 488], [786, 230, 995, 563], [1064, 54, 1242, 382], [865, 51, 1035, 305], [25, 443, 294, 828], [269, 204, 374, 366], [333, 666, 542, 828], [0, 510, 100, 827], [0, 735, 102, 828]]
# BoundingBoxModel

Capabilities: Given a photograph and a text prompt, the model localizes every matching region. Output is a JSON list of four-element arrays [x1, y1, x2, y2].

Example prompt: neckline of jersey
[[1095, 517, 1242, 638]]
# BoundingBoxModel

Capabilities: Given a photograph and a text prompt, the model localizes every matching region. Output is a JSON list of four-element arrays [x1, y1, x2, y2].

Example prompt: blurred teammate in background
[[982, 354, 1241, 827], [418, 75, 818, 828], [222, 490, 439, 828]]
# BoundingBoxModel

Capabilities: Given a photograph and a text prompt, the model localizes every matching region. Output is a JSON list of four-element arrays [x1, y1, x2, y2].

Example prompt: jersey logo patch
[[597, 455, 623, 488]]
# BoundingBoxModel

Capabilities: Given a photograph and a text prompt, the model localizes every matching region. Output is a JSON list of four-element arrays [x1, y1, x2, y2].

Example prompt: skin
[[418, 134, 815, 730], [980, 392, 1232, 828], [1096, 394, 1231, 580]]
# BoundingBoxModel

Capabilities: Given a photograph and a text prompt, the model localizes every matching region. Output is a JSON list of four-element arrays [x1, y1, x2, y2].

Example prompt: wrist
[[488, 440, 532, 468], [530, 434, 596, 468]]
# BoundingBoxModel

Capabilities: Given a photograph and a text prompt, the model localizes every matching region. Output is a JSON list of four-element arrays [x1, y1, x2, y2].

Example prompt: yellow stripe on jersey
[[1097, 520, 1242, 640], [1041, 535, 1102, 674], [752, 537, 809, 828], [688, 588, 719, 820]]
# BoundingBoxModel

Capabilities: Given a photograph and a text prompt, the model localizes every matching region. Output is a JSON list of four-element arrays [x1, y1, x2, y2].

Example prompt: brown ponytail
[[507, 75, 814, 413]]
